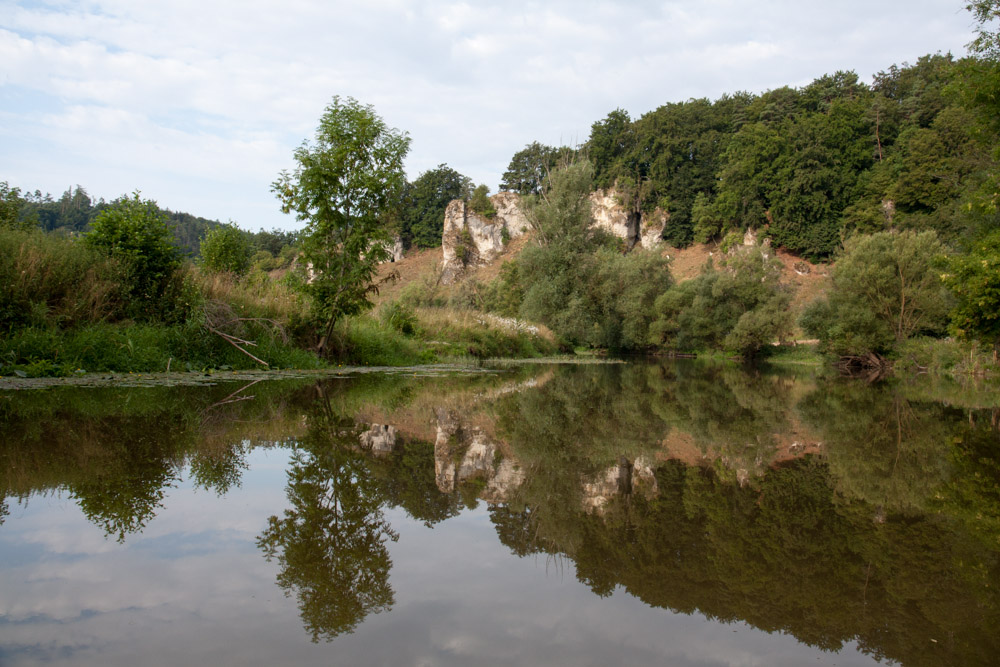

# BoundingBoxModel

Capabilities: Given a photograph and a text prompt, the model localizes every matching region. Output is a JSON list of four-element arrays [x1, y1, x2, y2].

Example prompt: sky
[[0, 0, 980, 232]]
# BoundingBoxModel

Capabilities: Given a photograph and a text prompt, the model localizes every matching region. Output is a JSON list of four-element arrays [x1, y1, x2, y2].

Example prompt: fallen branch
[[205, 323, 270, 367]]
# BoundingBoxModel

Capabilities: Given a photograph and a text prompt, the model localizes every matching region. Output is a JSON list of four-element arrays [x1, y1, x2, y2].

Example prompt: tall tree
[[402, 164, 471, 248], [500, 142, 563, 195], [0, 182, 30, 230], [272, 96, 410, 357], [945, 228, 1000, 357]]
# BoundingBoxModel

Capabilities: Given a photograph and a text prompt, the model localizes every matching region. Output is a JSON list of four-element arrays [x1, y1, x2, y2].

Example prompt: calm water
[[1, 361, 998, 666]]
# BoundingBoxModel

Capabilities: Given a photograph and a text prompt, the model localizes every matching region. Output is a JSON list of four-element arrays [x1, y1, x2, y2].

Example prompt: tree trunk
[[316, 315, 338, 359]]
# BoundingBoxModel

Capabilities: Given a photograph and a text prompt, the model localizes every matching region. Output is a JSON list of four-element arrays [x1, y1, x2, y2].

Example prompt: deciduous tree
[[272, 96, 410, 357]]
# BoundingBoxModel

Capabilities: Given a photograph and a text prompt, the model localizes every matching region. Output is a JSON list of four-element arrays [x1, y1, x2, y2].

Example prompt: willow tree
[[273, 96, 410, 357]]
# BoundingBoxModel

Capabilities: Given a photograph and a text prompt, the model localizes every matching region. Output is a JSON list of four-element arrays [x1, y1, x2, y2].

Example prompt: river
[[1, 361, 997, 666]]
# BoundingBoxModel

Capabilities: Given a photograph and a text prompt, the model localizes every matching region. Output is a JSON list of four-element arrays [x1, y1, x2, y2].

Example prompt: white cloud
[[0, 0, 978, 230]]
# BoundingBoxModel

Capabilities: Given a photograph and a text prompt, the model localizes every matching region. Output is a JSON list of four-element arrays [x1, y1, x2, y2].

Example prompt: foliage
[[510, 161, 674, 349], [402, 163, 472, 248], [801, 230, 950, 355], [14, 183, 225, 256], [379, 300, 417, 335], [500, 141, 569, 195], [0, 182, 32, 230], [468, 184, 496, 219], [0, 228, 120, 333], [249, 227, 299, 256], [200, 222, 253, 277], [945, 227, 1000, 351], [84, 192, 186, 321], [272, 96, 410, 357], [0, 319, 321, 376], [480, 261, 524, 318], [258, 401, 398, 641], [649, 244, 792, 355], [567, 54, 998, 256]]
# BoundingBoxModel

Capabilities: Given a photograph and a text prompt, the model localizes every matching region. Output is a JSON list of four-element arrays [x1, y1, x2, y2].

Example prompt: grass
[[0, 228, 121, 330], [0, 321, 323, 377], [893, 337, 1000, 378], [327, 304, 561, 367], [761, 343, 825, 366]]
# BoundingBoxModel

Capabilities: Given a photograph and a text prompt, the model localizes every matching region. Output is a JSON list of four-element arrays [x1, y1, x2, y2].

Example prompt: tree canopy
[[272, 96, 410, 357], [401, 164, 471, 249]]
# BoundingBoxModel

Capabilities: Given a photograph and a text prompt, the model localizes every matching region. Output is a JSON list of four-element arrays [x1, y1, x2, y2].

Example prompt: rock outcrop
[[589, 189, 667, 251], [432, 408, 524, 502], [441, 189, 666, 283], [580, 455, 661, 514], [441, 192, 530, 283], [359, 423, 398, 456]]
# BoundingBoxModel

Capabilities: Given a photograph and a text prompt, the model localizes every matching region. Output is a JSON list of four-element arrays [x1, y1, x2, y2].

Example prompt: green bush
[[200, 223, 253, 277], [801, 230, 950, 356], [649, 244, 792, 355], [468, 184, 496, 219], [379, 301, 418, 335], [85, 192, 183, 321]]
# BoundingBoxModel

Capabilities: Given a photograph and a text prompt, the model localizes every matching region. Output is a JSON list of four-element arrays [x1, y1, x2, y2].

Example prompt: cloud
[[0, 0, 978, 230]]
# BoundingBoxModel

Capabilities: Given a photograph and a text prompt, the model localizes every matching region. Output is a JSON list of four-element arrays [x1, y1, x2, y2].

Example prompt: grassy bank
[[0, 227, 560, 377]]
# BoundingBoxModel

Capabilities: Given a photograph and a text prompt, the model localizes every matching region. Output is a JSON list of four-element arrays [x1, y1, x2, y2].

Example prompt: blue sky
[[0, 1, 979, 231]]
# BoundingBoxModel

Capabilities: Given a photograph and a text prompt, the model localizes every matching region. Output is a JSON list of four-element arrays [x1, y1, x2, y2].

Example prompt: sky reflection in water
[[0, 363, 996, 666]]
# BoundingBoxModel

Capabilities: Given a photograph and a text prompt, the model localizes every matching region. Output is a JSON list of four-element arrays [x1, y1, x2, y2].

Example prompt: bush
[[85, 192, 183, 321], [649, 244, 792, 355], [468, 184, 496, 219], [379, 301, 418, 335], [801, 230, 950, 356], [200, 223, 253, 277]]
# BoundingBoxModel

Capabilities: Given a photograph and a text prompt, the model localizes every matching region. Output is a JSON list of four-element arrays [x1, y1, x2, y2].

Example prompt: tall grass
[[0, 321, 322, 376], [0, 229, 322, 376], [0, 229, 121, 330], [1, 228, 560, 375]]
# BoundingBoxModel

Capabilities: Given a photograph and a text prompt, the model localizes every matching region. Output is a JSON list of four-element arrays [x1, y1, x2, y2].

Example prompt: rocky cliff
[[588, 189, 667, 251], [440, 192, 530, 283], [441, 189, 666, 283]]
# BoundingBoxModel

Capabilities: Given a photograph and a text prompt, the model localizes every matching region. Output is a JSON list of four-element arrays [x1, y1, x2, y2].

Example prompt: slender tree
[[272, 97, 410, 357]]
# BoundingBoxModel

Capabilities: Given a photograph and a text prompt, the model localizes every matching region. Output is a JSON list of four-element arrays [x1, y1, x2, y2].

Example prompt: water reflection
[[257, 385, 397, 641], [1, 362, 998, 665]]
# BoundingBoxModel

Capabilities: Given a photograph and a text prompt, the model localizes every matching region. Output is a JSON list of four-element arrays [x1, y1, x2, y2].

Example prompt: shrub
[[801, 230, 950, 356], [200, 223, 253, 277], [379, 301, 418, 335], [468, 184, 496, 219], [85, 192, 183, 321], [650, 244, 792, 355]]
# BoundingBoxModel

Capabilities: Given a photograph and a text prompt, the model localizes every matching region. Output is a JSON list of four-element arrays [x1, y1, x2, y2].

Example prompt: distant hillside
[[19, 185, 224, 257]]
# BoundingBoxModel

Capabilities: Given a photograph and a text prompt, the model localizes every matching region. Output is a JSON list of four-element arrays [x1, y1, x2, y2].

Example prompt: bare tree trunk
[[316, 315, 338, 359]]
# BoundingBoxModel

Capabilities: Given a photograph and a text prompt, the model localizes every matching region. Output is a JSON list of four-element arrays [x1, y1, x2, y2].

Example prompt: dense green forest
[[496, 53, 997, 260]]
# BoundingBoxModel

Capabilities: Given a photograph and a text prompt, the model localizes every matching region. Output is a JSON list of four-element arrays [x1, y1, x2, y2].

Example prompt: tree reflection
[[257, 386, 398, 642]]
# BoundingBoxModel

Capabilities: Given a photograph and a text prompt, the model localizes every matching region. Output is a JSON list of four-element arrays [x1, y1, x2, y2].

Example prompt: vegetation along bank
[[2, 2, 1000, 379]]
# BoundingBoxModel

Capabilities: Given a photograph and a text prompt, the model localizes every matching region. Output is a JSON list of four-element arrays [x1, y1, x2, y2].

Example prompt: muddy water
[[1, 361, 997, 666]]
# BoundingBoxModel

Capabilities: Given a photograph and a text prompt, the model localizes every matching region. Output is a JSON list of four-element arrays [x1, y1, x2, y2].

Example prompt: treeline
[[500, 53, 996, 259], [371, 51, 995, 261], [1, 183, 298, 260]]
